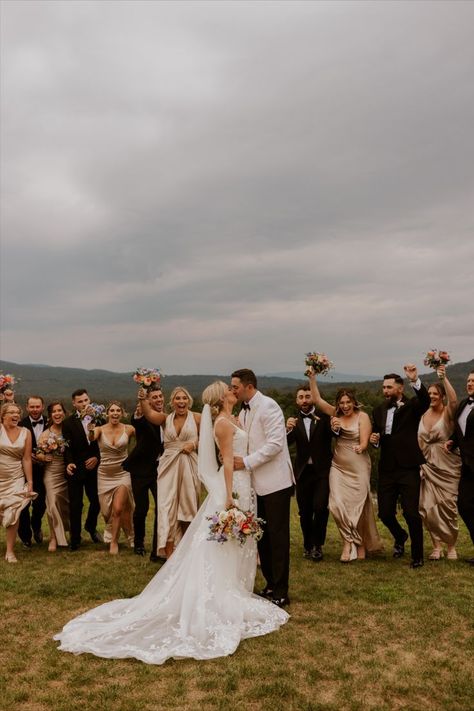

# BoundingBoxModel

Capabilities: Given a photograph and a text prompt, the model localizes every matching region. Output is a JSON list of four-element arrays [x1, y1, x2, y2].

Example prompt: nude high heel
[[5, 552, 18, 563], [428, 549, 444, 560]]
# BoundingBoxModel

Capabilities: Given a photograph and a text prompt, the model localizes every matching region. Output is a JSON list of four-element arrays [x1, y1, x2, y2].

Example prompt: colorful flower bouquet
[[207, 496, 265, 546], [133, 367, 162, 391], [0, 372, 17, 393], [82, 403, 107, 425], [423, 349, 451, 370], [35, 433, 69, 457], [304, 352, 334, 377]]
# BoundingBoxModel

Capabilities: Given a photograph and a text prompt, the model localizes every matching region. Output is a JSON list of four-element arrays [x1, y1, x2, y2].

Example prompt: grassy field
[[1, 502, 473, 711]]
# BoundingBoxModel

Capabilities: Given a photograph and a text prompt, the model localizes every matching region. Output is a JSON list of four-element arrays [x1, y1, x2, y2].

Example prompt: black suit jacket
[[62, 413, 100, 477], [452, 398, 474, 471], [372, 384, 430, 473], [123, 414, 163, 479], [20, 416, 46, 478], [287, 410, 333, 480]]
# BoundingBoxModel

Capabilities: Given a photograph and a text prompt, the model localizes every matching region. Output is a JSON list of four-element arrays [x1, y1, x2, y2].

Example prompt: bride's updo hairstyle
[[201, 381, 228, 420]]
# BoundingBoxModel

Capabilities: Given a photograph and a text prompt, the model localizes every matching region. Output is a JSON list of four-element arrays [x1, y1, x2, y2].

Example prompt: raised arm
[[438, 366, 458, 419], [137, 389, 167, 426], [307, 368, 336, 416], [214, 418, 235, 508]]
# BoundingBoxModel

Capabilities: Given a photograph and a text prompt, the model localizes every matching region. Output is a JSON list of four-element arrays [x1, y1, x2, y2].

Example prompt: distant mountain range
[[1, 358, 473, 404], [267, 371, 379, 382]]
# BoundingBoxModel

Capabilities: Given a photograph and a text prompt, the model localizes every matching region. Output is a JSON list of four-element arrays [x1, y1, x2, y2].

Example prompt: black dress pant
[[458, 464, 474, 546], [67, 469, 100, 546], [18, 465, 46, 543], [295, 465, 329, 551], [377, 467, 424, 560], [131, 474, 158, 552], [257, 485, 293, 599]]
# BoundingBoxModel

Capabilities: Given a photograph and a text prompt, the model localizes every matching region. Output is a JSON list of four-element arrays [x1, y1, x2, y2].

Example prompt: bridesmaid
[[139, 386, 201, 559], [308, 369, 382, 562], [89, 402, 135, 555], [36, 402, 70, 552], [418, 366, 461, 560], [0, 403, 36, 562]]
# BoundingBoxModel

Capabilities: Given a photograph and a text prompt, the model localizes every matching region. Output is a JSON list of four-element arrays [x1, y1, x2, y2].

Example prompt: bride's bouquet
[[304, 351, 334, 377], [207, 495, 265, 546], [423, 349, 451, 370], [133, 367, 162, 391]]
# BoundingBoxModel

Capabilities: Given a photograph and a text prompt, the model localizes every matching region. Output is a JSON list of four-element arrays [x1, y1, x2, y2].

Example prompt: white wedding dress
[[54, 410, 289, 664]]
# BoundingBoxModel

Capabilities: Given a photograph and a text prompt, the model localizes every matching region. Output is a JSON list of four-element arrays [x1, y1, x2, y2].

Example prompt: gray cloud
[[1, 0, 473, 375]]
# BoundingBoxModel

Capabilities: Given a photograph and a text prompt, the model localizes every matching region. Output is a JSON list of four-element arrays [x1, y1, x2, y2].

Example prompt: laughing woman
[[139, 386, 201, 559], [0, 404, 36, 562], [89, 402, 135, 555], [308, 369, 382, 562]]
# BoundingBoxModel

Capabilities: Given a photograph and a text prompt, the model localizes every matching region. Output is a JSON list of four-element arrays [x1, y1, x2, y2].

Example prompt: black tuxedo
[[452, 398, 474, 545], [61, 413, 101, 547], [123, 414, 164, 552], [287, 410, 332, 552], [372, 383, 430, 561], [18, 416, 47, 544]]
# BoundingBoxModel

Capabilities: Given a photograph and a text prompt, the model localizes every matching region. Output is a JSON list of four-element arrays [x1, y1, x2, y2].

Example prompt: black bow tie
[[31, 418, 44, 426], [241, 402, 250, 411], [468, 398, 474, 405], [300, 412, 314, 419]]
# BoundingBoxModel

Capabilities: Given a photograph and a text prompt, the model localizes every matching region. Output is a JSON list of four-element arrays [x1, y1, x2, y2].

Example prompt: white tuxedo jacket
[[239, 390, 295, 496]]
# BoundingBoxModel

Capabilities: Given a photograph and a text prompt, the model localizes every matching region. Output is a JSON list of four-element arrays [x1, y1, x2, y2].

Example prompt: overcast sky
[[1, 0, 473, 377]]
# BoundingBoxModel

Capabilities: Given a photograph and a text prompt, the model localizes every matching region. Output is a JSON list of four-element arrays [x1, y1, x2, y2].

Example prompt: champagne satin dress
[[97, 428, 134, 539], [418, 413, 461, 545], [43, 430, 70, 546], [157, 411, 200, 553], [329, 420, 382, 551], [0, 427, 36, 527]]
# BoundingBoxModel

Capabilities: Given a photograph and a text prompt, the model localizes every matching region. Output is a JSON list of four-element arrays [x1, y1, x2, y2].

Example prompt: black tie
[[241, 403, 250, 411], [468, 398, 474, 405], [31, 418, 44, 426], [300, 412, 314, 419]]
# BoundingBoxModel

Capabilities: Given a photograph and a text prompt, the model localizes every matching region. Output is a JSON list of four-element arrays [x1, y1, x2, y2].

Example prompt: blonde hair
[[202, 381, 227, 420], [1, 403, 22, 421], [169, 386, 193, 410], [106, 400, 127, 419]]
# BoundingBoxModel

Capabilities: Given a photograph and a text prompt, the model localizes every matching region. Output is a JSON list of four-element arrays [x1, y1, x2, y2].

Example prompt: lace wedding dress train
[[54, 408, 288, 664]]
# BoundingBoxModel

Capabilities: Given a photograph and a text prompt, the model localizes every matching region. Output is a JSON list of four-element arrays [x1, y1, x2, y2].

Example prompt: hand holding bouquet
[[304, 352, 334, 377], [0, 371, 17, 393], [133, 367, 161, 391], [207, 495, 264, 546], [82, 403, 107, 425], [423, 349, 451, 378], [35, 433, 69, 459]]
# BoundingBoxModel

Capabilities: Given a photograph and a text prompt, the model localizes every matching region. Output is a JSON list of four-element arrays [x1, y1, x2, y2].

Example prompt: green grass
[[1, 502, 473, 711]]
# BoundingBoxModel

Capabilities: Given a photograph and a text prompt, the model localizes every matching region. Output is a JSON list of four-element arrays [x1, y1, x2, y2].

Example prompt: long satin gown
[[0, 426, 36, 527], [329, 420, 382, 551], [418, 413, 461, 545], [97, 428, 134, 541], [157, 411, 201, 553], [54, 423, 288, 664], [43, 443, 70, 546]]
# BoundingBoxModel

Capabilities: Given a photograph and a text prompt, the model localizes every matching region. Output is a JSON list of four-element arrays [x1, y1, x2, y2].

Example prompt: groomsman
[[371, 364, 430, 568], [447, 370, 474, 564], [62, 389, 101, 551], [286, 385, 332, 561], [123, 386, 164, 561], [18, 395, 47, 547], [232, 368, 295, 608]]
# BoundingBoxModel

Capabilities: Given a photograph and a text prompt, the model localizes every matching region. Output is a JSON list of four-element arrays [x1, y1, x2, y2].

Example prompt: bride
[[54, 382, 289, 664]]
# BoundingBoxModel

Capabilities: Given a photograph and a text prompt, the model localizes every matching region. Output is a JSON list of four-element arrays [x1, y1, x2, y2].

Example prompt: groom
[[231, 368, 295, 607]]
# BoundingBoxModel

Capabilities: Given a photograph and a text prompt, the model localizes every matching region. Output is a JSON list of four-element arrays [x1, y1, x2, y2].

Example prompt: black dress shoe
[[466, 557, 474, 565], [69, 543, 80, 552], [33, 530, 43, 544], [88, 530, 103, 544], [257, 587, 273, 599], [410, 558, 424, 569], [134, 546, 146, 556], [149, 553, 161, 562], [21, 540, 32, 550], [393, 531, 409, 558], [311, 546, 323, 562], [271, 596, 290, 608], [303, 549, 312, 559]]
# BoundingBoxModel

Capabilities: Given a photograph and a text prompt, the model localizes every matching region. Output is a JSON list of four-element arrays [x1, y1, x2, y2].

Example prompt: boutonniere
[[396, 401, 405, 409]]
